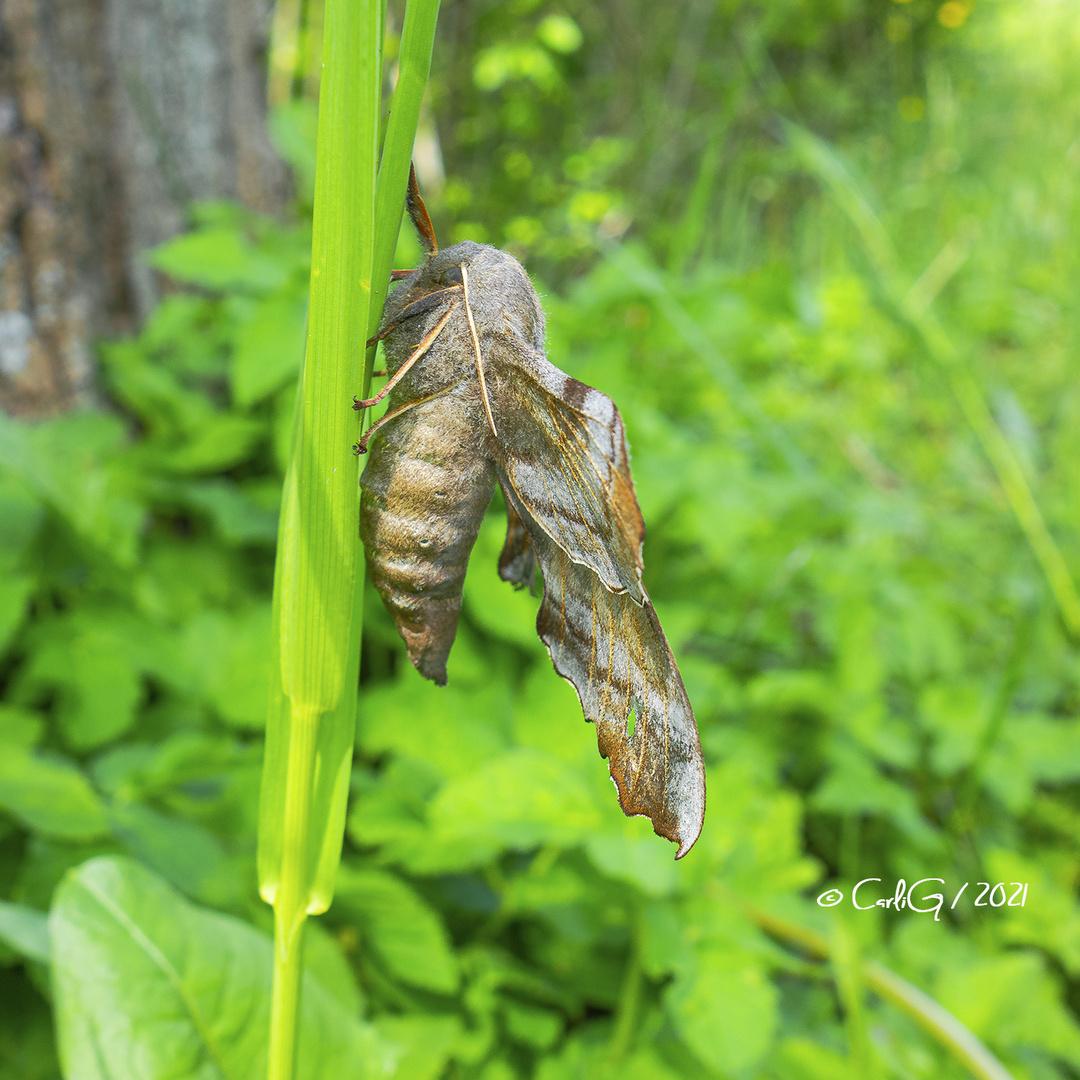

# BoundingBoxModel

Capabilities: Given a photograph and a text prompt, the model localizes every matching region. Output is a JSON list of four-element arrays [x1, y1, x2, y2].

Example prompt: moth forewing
[[482, 338, 647, 602], [500, 481, 706, 856]]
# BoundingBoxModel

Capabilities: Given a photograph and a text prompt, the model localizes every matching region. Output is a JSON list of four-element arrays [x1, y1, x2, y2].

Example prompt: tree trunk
[[0, 0, 288, 418]]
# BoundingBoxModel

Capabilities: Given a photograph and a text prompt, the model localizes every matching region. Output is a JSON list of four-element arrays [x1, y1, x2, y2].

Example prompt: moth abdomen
[[360, 395, 495, 685]]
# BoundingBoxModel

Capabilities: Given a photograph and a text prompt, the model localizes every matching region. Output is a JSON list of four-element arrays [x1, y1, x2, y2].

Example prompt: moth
[[355, 172, 705, 857]]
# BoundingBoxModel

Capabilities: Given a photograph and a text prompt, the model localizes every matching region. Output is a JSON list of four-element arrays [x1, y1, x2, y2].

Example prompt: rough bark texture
[[0, 0, 289, 417]]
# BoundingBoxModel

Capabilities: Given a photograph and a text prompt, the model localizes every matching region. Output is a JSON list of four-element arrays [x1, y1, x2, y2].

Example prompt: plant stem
[[268, 703, 320, 1080]]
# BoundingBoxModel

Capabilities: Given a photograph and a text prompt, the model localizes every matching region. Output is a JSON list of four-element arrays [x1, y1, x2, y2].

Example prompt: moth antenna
[[460, 263, 499, 439], [406, 163, 438, 255], [367, 285, 463, 347]]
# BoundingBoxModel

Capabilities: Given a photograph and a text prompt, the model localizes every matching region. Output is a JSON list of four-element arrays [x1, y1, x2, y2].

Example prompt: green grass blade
[[259, 0, 380, 1076], [259, 4, 444, 1078], [363, 0, 441, 396], [279, 13, 379, 713], [259, 0, 378, 910]]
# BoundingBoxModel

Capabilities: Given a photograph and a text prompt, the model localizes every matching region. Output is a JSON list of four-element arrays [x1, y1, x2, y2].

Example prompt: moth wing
[[501, 483, 705, 857], [498, 498, 538, 594], [484, 340, 646, 603]]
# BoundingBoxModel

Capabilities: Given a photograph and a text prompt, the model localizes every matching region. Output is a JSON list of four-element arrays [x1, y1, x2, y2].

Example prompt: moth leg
[[354, 303, 458, 412], [353, 378, 466, 455], [371, 369, 386, 378]]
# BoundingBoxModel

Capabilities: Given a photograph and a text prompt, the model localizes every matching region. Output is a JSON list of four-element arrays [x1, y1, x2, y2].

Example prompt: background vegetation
[[2, 0, 1080, 1077]]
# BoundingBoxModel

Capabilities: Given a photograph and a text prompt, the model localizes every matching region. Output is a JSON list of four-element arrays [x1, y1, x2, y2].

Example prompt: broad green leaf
[[665, 950, 779, 1073], [178, 481, 279, 545], [150, 229, 289, 292], [511, 665, 595, 767], [502, 1001, 562, 1049], [373, 1016, 460, 1080], [108, 803, 243, 909], [537, 1037, 681, 1080], [50, 856, 393, 1080], [811, 744, 939, 851], [984, 848, 1080, 976], [772, 1037, 852, 1080], [0, 742, 109, 840], [335, 866, 459, 993], [359, 676, 510, 779], [268, 101, 318, 204], [25, 622, 142, 749], [0, 472, 45, 557], [429, 749, 603, 852], [935, 952, 1080, 1066], [231, 290, 308, 406], [155, 414, 265, 474], [177, 606, 272, 729], [0, 413, 143, 566], [0, 704, 44, 747], [584, 822, 679, 898], [304, 921, 364, 1017], [0, 899, 50, 962], [0, 569, 32, 653]]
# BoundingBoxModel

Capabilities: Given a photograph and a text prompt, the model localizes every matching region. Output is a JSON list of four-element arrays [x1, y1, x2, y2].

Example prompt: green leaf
[[0, 704, 44, 747], [335, 866, 459, 993], [0, 899, 50, 963], [0, 413, 144, 566], [269, 101, 318, 205], [773, 1037, 852, 1080], [25, 621, 143, 749], [359, 676, 510, 780], [108, 803, 244, 909], [373, 1015, 460, 1080], [0, 569, 32, 654], [935, 951, 1080, 1066], [536, 14, 583, 54], [155, 414, 266, 474], [666, 950, 779, 1073], [502, 1001, 562, 1049], [304, 921, 364, 1017], [177, 606, 272, 729], [50, 856, 393, 1080], [584, 820, 679, 898], [0, 472, 45, 557], [0, 742, 109, 840], [150, 228, 289, 292], [429, 749, 603, 853], [231, 289, 308, 406], [537, 1037, 682, 1080], [179, 480, 280, 545]]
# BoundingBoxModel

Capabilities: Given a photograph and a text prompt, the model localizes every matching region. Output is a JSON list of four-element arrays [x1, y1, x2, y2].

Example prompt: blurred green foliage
[[3, 1, 1080, 1078]]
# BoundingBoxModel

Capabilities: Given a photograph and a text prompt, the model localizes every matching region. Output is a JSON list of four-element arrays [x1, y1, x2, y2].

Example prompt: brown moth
[[356, 174, 705, 857]]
